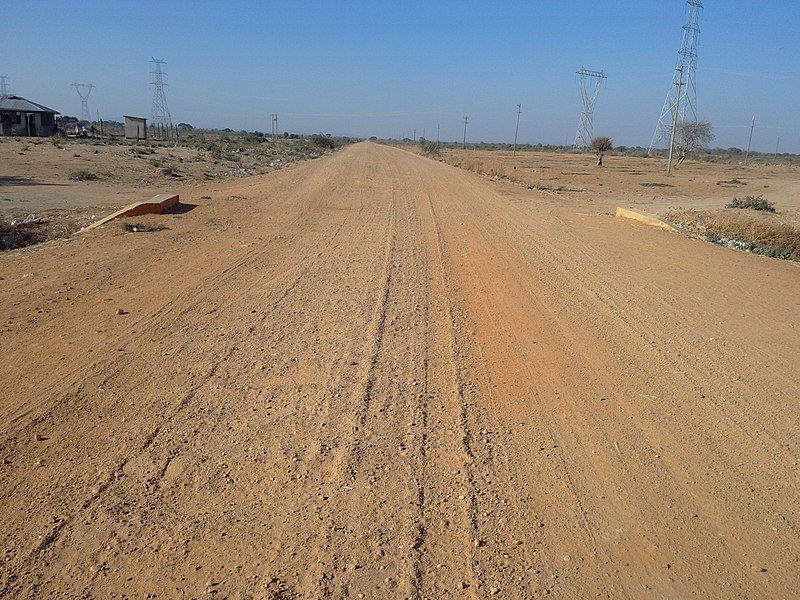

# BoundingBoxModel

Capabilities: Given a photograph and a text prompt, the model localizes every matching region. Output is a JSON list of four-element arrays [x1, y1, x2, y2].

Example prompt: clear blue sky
[[2, 1, 798, 152]]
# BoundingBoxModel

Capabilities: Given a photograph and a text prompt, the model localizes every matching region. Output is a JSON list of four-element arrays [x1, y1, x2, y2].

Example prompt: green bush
[[309, 133, 336, 150]]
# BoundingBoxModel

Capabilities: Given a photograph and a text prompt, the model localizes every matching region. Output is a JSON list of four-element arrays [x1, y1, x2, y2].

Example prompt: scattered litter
[[10, 215, 43, 227], [120, 222, 167, 233]]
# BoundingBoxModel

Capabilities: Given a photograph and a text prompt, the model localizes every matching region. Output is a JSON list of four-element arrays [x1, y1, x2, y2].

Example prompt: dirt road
[[1, 142, 798, 598]]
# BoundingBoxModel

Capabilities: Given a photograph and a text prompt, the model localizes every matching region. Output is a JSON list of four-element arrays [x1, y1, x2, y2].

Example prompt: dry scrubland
[[0, 132, 345, 249], [1, 141, 799, 598], [423, 145, 800, 260]]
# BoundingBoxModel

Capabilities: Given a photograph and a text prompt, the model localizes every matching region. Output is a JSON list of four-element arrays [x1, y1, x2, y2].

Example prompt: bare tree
[[677, 120, 714, 165], [590, 136, 613, 166]]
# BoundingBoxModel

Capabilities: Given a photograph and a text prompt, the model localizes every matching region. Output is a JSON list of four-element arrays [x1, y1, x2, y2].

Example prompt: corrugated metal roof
[[0, 95, 59, 114]]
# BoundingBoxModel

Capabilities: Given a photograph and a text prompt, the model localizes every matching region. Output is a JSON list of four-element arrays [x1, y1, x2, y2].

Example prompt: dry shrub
[[462, 160, 506, 178], [418, 140, 440, 157], [725, 195, 775, 212], [1, 214, 83, 250], [664, 207, 799, 261], [482, 162, 506, 178], [68, 169, 98, 181]]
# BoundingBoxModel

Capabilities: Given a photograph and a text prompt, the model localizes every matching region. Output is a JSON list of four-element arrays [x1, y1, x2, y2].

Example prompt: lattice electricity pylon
[[649, 0, 703, 153], [72, 83, 94, 122], [573, 67, 606, 148], [0, 76, 10, 98], [150, 58, 172, 128]]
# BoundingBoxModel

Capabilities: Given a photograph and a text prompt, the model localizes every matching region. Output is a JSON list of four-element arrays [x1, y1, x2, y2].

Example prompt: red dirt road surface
[[1, 142, 798, 598]]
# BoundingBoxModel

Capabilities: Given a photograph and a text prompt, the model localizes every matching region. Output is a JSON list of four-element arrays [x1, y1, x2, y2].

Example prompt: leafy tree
[[590, 136, 613, 166], [677, 120, 713, 165]]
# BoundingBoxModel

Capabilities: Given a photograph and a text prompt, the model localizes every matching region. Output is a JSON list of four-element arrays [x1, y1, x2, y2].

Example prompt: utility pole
[[650, 0, 703, 153], [744, 116, 755, 165], [436, 124, 440, 144], [513, 103, 522, 155], [462, 115, 469, 150], [413, 128, 416, 142], [667, 65, 684, 175], [775, 137, 780, 157]]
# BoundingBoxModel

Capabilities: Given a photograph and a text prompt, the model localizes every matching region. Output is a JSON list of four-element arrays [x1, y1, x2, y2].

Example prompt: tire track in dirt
[[343, 203, 396, 480], [423, 178, 608, 597], [398, 145, 798, 597], [462, 179, 800, 594], [1, 148, 401, 597]]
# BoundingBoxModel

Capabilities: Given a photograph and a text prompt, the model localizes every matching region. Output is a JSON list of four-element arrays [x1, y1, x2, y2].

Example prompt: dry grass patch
[[120, 222, 168, 233], [1, 212, 86, 250], [68, 169, 98, 181], [462, 160, 507, 178], [664, 207, 800, 261]]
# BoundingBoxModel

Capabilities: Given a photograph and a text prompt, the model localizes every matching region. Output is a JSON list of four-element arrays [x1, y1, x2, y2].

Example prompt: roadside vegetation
[[725, 195, 775, 212], [1, 212, 85, 251], [385, 137, 800, 166], [120, 222, 168, 233], [1, 127, 357, 251], [664, 199, 799, 261]]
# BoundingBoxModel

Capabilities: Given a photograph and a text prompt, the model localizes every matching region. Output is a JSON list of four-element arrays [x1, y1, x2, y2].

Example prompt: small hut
[[124, 115, 148, 140]]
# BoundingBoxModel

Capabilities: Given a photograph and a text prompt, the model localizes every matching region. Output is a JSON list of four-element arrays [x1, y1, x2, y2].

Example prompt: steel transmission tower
[[0, 76, 10, 97], [649, 0, 703, 152], [150, 58, 172, 128], [573, 67, 606, 148], [72, 83, 94, 122]]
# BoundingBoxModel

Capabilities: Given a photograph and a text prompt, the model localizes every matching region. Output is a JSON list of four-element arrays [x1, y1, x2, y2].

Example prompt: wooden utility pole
[[513, 104, 522, 156], [462, 115, 469, 150], [667, 65, 683, 175]]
